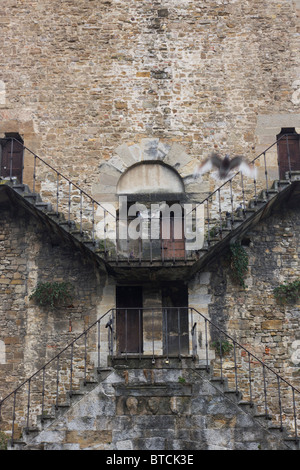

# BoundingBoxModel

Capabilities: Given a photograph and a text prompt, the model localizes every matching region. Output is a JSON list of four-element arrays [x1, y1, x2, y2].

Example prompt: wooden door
[[0, 138, 24, 183], [162, 283, 189, 356], [161, 214, 185, 260], [277, 132, 300, 180], [116, 286, 143, 354]]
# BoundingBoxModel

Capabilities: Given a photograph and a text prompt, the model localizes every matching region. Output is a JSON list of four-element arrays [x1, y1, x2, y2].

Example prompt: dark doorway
[[277, 129, 300, 179], [162, 283, 189, 356], [116, 285, 143, 354], [0, 133, 24, 183]]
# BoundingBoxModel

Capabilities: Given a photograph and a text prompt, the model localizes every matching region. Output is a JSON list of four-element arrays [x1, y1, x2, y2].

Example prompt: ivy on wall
[[273, 279, 300, 305], [229, 242, 249, 289], [29, 281, 74, 310]]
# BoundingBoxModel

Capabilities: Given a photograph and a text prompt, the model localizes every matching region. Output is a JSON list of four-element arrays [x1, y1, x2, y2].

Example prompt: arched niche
[[116, 160, 185, 199]]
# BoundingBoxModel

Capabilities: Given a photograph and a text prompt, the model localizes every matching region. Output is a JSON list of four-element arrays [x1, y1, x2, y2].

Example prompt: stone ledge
[[113, 383, 192, 397]]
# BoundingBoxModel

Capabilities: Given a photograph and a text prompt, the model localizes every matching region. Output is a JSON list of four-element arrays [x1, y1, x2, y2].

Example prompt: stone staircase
[[1, 172, 299, 276], [1, 172, 300, 450], [7, 359, 299, 450]]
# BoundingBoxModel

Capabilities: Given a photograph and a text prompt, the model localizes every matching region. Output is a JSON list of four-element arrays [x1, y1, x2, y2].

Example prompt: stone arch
[[117, 160, 185, 196], [93, 138, 202, 203]]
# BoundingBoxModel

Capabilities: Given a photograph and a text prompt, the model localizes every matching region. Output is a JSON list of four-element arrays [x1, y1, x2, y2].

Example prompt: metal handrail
[[1, 138, 116, 239], [186, 132, 294, 217], [191, 306, 300, 440], [0, 307, 115, 446], [0, 306, 299, 446], [0, 308, 114, 407]]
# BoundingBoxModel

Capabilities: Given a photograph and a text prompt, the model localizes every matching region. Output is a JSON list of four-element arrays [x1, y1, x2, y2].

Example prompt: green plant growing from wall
[[273, 279, 300, 305], [229, 242, 249, 289], [211, 340, 233, 356], [29, 281, 74, 310], [0, 431, 8, 450]]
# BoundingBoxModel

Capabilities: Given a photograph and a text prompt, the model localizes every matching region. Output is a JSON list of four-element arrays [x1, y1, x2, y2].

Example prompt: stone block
[[65, 430, 112, 449], [114, 144, 137, 167], [261, 320, 283, 330], [164, 143, 191, 170]]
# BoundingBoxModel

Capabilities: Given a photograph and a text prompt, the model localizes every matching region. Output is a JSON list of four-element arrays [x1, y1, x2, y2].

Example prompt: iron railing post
[[139, 308, 142, 360], [277, 375, 283, 431], [26, 378, 31, 432], [70, 342, 74, 397], [263, 151, 269, 197], [165, 308, 169, 362], [241, 172, 246, 216], [205, 317, 209, 372], [286, 135, 292, 180], [218, 188, 223, 237], [33, 155, 37, 194], [9, 138, 13, 180], [219, 332, 224, 383], [125, 309, 128, 361], [97, 320, 101, 368], [248, 351, 253, 406], [68, 182, 72, 225], [41, 367, 46, 423], [177, 308, 181, 360], [263, 364, 268, 418], [55, 355, 60, 409], [84, 331, 87, 386], [152, 308, 155, 364], [233, 341, 238, 396], [11, 390, 17, 447], [56, 172, 59, 215], [292, 387, 298, 442], [80, 191, 83, 236]]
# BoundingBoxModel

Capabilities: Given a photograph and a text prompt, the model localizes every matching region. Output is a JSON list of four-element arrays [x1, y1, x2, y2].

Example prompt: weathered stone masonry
[[203, 201, 300, 404], [0, 0, 299, 191], [0, 201, 105, 399], [0, 0, 300, 450]]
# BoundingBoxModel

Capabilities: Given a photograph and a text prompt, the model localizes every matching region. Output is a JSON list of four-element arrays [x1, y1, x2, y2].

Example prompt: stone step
[[11, 183, 31, 194], [23, 192, 42, 203], [283, 437, 300, 450], [7, 439, 27, 450], [237, 400, 257, 414], [35, 201, 53, 212], [223, 389, 243, 402]]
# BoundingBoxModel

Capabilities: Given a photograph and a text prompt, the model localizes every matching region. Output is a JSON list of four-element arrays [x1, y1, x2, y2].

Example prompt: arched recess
[[116, 160, 185, 199], [92, 138, 205, 204]]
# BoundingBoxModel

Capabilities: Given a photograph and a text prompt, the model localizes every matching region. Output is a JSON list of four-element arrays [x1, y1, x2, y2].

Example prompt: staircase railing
[[187, 133, 296, 246], [0, 137, 116, 246], [0, 307, 299, 447], [0, 307, 115, 447], [191, 307, 300, 443], [0, 135, 297, 265]]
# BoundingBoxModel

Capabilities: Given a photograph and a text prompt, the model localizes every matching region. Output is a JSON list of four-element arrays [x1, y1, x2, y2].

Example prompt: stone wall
[[210, 202, 300, 373], [189, 199, 300, 429], [0, 201, 106, 400], [0, 0, 299, 198]]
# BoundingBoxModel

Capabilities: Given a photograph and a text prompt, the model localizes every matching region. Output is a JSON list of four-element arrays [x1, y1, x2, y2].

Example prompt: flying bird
[[193, 153, 257, 180]]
